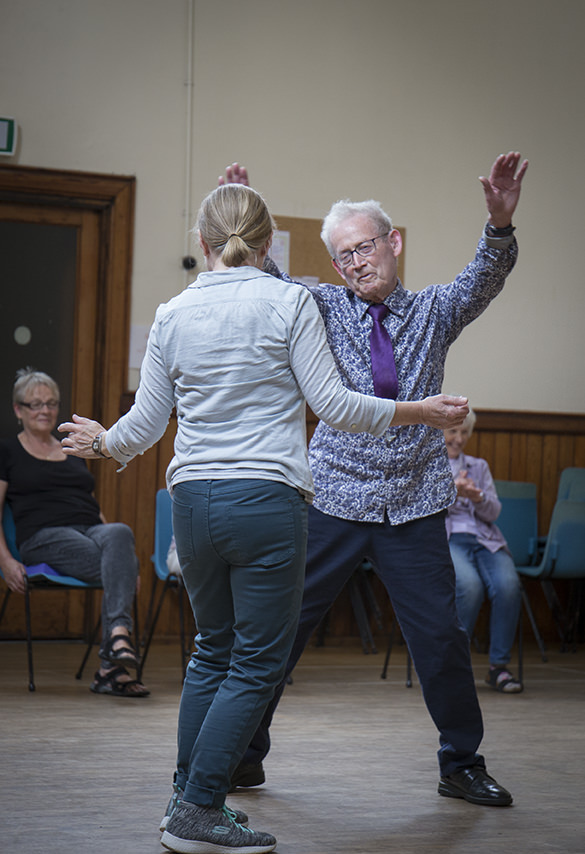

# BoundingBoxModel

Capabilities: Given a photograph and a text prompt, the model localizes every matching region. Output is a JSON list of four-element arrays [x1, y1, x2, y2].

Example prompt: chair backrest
[[494, 480, 538, 566], [556, 468, 585, 502], [151, 489, 174, 581], [540, 499, 585, 579]]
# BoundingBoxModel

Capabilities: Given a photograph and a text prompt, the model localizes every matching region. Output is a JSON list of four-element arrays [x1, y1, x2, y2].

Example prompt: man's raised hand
[[218, 162, 249, 187], [479, 151, 528, 228]]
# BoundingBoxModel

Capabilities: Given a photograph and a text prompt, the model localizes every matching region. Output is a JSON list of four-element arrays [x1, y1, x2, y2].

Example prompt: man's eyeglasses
[[18, 400, 60, 411], [335, 232, 390, 269]]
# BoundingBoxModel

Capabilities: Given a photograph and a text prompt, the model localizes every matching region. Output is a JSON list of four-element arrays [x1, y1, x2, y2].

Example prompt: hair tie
[[228, 233, 238, 239]]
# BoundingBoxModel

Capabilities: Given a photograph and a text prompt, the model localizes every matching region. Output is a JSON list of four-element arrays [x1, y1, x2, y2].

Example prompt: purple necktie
[[367, 304, 398, 399]]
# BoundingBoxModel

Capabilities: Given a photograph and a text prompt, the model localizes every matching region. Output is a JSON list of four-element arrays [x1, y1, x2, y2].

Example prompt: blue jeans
[[243, 506, 484, 778], [19, 523, 139, 665], [449, 533, 522, 667], [172, 479, 308, 809]]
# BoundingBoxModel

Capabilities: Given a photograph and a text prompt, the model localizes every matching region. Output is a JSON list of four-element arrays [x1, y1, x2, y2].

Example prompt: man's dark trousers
[[242, 504, 485, 777]]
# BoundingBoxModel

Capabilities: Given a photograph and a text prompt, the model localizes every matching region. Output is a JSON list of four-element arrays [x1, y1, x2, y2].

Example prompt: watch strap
[[92, 433, 108, 458]]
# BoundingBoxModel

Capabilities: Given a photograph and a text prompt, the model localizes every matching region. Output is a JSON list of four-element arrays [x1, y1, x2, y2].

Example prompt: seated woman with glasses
[[0, 367, 148, 697]]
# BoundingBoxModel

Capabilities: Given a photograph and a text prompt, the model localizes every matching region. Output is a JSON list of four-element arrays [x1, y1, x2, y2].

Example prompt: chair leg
[[178, 584, 189, 680], [140, 576, 159, 647], [380, 618, 413, 687], [140, 577, 170, 673], [406, 651, 413, 688], [521, 583, 548, 661], [24, 581, 35, 692], [562, 580, 582, 649], [574, 580, 584, 644], [517, 604, 524, 686], [358, 567, 385, 634], [76, 614, 102, 680], [381, 618, 397, 679], [133, 595, 142, 682], [0, 587, 12, 627], [348, 573, 377, 654], [81, 589, 96, 644], [540, 579, 578, 652]]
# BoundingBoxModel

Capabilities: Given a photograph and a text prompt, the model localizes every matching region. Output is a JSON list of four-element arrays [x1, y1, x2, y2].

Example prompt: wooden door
[[0, 165, 135, 517], [0, 165, 135, 638], [0, 203, 101, 436]]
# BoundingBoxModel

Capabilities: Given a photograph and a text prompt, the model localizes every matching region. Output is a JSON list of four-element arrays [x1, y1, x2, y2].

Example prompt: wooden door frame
[[0, 164, 135, 515]]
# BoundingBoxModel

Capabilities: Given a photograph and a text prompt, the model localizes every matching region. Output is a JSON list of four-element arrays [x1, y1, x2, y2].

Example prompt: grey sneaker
[[160, 784, 248, 832], [161, 801, 276, 854], [160, 782, 183, 832]]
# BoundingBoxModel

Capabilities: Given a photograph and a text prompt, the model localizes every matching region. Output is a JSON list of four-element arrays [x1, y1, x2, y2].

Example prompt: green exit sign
[[0, 117, 17, 155]]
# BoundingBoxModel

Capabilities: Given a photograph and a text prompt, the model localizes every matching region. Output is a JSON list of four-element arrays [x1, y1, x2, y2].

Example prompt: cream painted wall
[[2, 0, 584, 412]]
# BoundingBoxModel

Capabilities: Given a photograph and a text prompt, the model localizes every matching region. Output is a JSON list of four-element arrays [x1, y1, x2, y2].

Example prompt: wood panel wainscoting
[[2, 406, 584, 648]]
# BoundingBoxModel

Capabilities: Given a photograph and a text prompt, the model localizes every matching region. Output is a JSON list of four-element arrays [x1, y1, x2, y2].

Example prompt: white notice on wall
[[271, 230, 290, 273], [129, 324, 151, 370]]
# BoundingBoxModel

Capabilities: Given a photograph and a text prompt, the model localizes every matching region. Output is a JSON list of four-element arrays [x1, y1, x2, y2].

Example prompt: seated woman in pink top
[[444, 408, 522, 693]]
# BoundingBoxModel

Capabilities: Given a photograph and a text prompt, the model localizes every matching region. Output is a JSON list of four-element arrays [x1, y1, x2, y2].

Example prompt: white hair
[[444, 399, 476, 434], [13, 367, 60, 405], [463, 406, 477, 435], [320, 199, 393, 258]]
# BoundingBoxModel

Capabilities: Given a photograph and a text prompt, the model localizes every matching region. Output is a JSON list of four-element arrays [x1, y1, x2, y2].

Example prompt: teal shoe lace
[[221, 805, 252, 832]]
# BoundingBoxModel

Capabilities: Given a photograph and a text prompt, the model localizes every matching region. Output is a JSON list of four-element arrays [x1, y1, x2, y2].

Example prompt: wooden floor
[[1, 637, 584, 854]]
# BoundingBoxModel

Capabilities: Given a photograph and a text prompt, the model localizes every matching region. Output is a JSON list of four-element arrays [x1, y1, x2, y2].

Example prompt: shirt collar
[[347, 279, 410, 322], [189, 266, 268, 289]]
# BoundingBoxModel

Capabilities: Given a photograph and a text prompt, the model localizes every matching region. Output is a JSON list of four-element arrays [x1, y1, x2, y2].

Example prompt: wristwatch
[[485, 222, 515, 238], [91, 432, 108, 458]]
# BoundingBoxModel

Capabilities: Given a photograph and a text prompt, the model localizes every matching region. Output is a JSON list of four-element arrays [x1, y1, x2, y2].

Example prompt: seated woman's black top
[[0, 436, 102, 548]]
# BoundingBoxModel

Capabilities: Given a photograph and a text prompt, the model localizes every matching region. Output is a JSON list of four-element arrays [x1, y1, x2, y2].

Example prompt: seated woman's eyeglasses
[[336, 232, 390, 268], [19, 400, 60, 411]]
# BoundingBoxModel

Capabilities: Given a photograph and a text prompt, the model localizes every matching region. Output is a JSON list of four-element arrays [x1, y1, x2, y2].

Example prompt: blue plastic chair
[[519, 499, 585, 579], [0, 503, 102, 691], [494, 479, 547, 674], [494, 480, 539, 566], [556, 467, 585, 502], [515, 498, 585, 650], [140, 489, 192, 677]]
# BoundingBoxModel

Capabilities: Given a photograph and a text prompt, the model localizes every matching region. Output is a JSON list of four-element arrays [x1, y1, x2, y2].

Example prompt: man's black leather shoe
[[228, 762, 265, 792], [438, 767, 513, 806]]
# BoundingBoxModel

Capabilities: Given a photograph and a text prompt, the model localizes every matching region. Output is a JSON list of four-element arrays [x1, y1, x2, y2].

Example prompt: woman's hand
[[455, 470, 483, 503], [420, 394, 469, 428], [58, 414, 108, 458], [392, 395, 469, 428], [2, 557, 28, 594]]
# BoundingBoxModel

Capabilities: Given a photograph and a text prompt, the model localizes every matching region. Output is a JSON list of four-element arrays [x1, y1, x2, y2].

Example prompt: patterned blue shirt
[[271, 234, 517, 525]]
